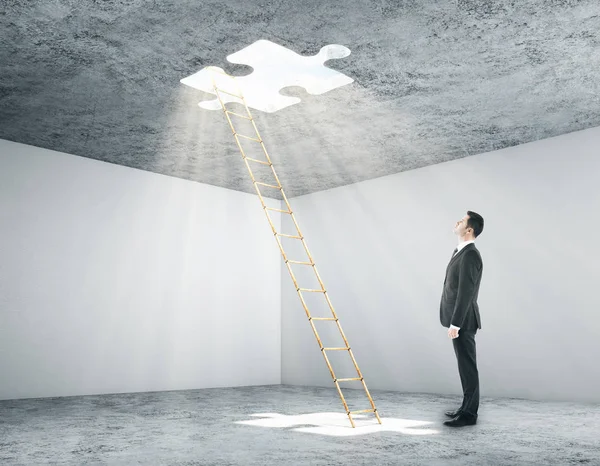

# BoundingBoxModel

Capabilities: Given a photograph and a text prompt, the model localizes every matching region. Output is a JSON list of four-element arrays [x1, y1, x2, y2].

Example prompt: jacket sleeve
[[451, 250, 481, 328]]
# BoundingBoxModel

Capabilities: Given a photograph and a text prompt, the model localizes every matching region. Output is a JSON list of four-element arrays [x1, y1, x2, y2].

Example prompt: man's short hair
[[467, 211, 484, 238]]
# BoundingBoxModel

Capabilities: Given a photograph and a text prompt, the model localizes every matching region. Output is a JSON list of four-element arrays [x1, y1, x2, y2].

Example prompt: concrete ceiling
[[2, 0, 599, 198]]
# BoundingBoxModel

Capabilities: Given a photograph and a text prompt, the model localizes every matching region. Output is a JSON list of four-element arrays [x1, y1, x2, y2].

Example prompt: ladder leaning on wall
[[204, 67, 381, 428]]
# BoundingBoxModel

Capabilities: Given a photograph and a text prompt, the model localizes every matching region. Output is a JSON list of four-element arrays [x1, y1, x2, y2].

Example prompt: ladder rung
[[215, 88, 244, 99], [350, 409, 376, 414], [276, 233, 302, 239], [245, 157, 271, 166], [299, 288, 325, 293], [310, 317, 337, 321], [286, 260, 313, 265], [336, 378, 362, 382], [226, 110, 252, 120], [235, 133, 261, 142], [256, 181, 281, 189], [265, 207, 292, 214], [323, 347, 349, 351]]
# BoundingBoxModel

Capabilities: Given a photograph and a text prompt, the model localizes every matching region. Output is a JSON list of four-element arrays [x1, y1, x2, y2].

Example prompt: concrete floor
[[0, 385, 598, 465]]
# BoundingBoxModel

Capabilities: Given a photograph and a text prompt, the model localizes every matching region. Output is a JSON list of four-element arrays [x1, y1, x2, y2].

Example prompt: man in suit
[[440, 211, 484, 427]]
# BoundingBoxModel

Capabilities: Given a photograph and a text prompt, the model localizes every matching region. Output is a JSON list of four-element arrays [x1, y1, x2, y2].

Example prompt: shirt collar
[[456, 240, 475, 252]]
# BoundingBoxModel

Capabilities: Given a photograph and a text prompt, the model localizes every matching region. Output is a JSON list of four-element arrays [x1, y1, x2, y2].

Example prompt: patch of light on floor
[[235, 412, 440, 436]]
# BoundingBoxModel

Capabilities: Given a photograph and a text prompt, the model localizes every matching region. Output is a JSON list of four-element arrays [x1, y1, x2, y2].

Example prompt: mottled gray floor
[[1, 385, 599, 465]]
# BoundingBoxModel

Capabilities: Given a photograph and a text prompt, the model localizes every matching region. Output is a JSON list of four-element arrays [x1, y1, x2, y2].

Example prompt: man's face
[[453, 214, 471, 237]]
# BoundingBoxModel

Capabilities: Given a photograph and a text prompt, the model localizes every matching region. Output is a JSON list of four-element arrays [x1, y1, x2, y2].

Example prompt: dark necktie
[[452, 248, 458, 258]]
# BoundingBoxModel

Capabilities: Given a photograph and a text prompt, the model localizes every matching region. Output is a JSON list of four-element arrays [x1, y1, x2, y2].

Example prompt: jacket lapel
[[448, 243, 475, 266]]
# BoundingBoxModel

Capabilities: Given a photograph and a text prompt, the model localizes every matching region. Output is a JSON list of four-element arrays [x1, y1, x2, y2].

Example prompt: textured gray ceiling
[[1, 0, 599, 198]]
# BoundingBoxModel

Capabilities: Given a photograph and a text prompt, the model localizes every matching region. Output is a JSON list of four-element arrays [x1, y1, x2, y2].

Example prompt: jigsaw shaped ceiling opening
[[180, 39, 354, 113]]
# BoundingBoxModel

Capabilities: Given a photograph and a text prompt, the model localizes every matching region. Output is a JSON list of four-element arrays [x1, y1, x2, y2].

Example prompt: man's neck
[[458, 237, 475, 245]]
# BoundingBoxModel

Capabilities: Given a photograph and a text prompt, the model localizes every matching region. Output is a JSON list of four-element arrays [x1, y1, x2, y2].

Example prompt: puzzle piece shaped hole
[[180, 39, 354, 113]]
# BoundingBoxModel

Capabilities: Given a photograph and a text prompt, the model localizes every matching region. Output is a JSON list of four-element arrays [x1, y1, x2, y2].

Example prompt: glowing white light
[[180, 39, 354, 113], [235, 412, 440, 437]]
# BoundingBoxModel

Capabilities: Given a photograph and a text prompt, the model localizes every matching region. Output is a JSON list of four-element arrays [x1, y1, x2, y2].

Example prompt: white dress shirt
[[449, 240, 475, 331]]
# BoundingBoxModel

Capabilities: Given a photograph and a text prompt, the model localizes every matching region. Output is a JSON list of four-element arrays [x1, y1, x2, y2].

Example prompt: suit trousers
[[452, 329, 479, 417]]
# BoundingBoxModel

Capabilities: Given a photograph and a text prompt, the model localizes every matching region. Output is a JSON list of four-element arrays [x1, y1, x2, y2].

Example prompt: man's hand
[[448, 327, 459, 339]]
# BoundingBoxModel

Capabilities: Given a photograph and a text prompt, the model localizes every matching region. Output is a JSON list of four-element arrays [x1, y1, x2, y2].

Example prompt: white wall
[[0, 139, 281, 401], [281, 126, 600, 403]]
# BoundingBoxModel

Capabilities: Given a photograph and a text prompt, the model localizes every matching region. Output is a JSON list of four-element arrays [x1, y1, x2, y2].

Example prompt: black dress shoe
[[445, 410, 462, 418], [443, 414, 477, 427]]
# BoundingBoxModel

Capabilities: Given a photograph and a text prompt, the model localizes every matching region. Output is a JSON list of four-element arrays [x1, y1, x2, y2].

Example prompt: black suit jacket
[[440, 243, 483, 330]]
